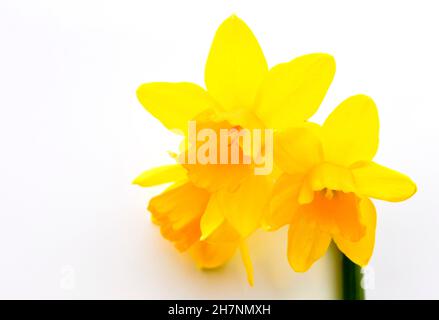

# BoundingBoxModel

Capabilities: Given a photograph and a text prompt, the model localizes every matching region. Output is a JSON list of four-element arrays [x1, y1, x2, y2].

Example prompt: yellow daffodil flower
[[264, 94, 417, 272], [134, 15, 336, 285]]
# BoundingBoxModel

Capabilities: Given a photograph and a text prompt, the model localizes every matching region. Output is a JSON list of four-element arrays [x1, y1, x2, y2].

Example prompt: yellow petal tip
[[239, 241, 255, 287], [132, 176, 142, 186], [224, 14, 244, 25], [305, 52, 336, 71], [199, 234, 208, 241], [317, 52, 335, 63], [412, 182, 418, 197]]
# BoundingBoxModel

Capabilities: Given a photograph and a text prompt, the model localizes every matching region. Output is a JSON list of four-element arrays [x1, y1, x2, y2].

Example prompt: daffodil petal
[[203, 220, 241, 244], [298, 191, 365, 242], [308, 162, 356, 193], [239, 241, 254, 286], [274, 127, 323, 174], [200, 192, 225, 241], [322, 95, 379, 166], [256, 53, 335, 130], [184, 161, 252, 192], [148, 182, 210, 252], [205, 15, 268, 111], [330, 192, 366, 242], [133, 164, 187, 187], [298, 181, 315, 205], [264, 174, 302, 231], [181, 117, 253, 192], [189, 240, 237, 269], [221, 175, 272, 238], [287, 213, 332, 272], [352, 161, 417, 202], [137, 82, 216, 132], [334, 198, 377, 266]]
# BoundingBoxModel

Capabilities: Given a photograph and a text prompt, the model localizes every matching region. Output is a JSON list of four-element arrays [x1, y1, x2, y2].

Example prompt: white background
[[0, 0, 438, 299]]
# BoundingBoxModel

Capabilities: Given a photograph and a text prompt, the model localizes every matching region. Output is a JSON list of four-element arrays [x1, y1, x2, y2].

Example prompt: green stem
[[342, 254, 365, 300]]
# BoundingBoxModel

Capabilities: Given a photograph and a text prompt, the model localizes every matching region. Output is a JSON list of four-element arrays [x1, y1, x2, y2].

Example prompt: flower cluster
[[133, 15, 416, 285]]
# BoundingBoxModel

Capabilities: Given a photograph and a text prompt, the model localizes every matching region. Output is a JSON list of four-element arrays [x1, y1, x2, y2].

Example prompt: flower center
[[322, 188, 335, 200]]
